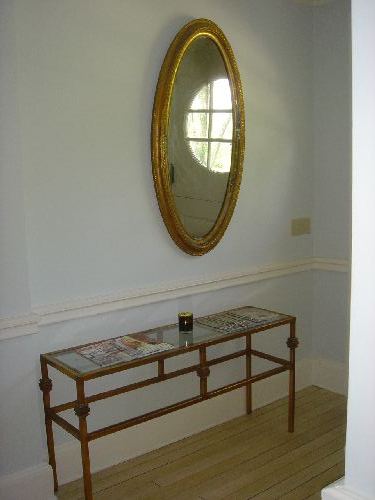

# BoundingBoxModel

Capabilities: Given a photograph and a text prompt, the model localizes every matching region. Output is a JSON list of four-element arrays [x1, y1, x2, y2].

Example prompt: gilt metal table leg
[[287, 319, 299, 432], [39, 357, 58, 492], [197, 346, 210, 397], [246, 333, 252, 414], [75, 380, 93, 500]]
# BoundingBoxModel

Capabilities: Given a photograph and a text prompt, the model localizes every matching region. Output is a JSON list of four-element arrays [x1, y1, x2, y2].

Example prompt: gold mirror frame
[[152, 18, 245, 255]]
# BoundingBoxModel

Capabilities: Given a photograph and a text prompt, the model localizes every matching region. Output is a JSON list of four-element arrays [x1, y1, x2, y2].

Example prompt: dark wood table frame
[[39, 311, 297, 500]]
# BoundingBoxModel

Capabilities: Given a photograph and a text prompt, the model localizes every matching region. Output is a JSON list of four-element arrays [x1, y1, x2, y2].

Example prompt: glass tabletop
[[48, 306, 290, 375]]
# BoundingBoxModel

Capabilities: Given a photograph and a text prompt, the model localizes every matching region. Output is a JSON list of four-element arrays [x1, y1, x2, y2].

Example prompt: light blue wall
[[4, 0, 313, 308], [312, 0, 351, 363], [0, 0, 350, 483]]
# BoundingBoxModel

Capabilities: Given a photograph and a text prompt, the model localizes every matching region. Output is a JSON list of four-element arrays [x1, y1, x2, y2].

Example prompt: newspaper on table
[[197, 307, 283, 333], [76, 335, 174, 367]]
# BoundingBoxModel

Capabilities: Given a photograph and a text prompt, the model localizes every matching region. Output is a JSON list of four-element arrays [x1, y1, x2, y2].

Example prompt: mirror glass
[[168, 37, 233, 237]]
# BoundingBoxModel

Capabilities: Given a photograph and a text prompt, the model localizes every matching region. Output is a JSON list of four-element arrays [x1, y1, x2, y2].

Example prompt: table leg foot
[[287, 321, 298, 433], [39, 368, 59, 492], [75, 384, 93, 500]]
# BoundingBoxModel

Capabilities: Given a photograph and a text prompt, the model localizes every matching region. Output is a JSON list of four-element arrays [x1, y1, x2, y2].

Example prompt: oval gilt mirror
[[152, 19, 245, 255]]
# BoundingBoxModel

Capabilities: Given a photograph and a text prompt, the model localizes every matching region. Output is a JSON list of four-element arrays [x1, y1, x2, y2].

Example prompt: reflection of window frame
[[185, 80, 233, 173]]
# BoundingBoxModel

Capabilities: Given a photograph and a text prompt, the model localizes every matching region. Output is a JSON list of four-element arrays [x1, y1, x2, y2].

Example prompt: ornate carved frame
[[151, 18, 245, 255]]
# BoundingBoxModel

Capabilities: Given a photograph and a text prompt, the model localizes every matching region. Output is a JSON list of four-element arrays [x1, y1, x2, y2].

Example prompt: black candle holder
[[178, 312, 193, 332]]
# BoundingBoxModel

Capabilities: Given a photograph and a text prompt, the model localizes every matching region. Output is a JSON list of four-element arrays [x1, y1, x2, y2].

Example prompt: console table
[[39, 306, 298, 500]]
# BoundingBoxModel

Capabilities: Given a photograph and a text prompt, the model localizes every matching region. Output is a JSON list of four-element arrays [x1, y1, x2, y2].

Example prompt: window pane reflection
[[211, 113, 233, 140], [209, 142, 232, 173]]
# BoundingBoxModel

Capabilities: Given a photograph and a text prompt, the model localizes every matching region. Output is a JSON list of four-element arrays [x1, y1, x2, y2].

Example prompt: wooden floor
[[58, 386, 346, 500]]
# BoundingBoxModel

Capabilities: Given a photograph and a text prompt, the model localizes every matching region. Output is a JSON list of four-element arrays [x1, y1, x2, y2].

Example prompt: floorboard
[[57, 386, 346, 499]]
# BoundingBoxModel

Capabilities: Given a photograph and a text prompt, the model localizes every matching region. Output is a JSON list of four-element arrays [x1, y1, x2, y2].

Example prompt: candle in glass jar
[[178, 312, 193, 332]]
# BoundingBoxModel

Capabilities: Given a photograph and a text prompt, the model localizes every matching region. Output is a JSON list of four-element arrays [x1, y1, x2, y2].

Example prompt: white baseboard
[[56, 358, 313, 485], [253, 357, 313, 409], [0, 463, 56, 500], [322, 478, 374, 500], [312, 358, 348, 395]]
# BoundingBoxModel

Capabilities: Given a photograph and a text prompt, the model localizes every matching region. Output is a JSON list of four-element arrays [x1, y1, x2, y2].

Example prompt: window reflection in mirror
[[168, 37, 234, 238], [186, 78, 233, 173]]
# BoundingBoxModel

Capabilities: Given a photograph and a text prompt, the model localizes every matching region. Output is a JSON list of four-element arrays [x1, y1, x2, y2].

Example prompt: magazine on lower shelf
[[76, 335, 174, 367]]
